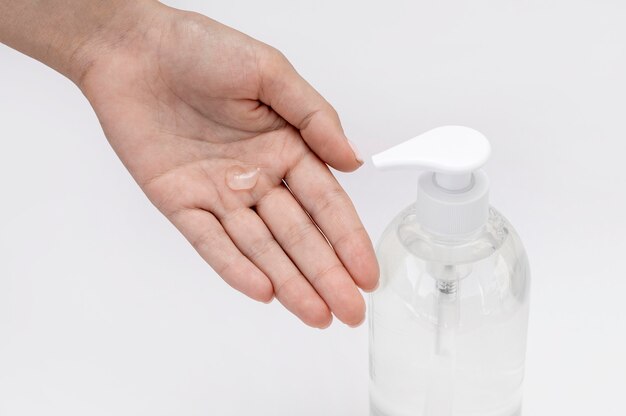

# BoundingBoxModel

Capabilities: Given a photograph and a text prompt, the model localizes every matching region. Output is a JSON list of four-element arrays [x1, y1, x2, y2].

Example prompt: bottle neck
[[416, 170, 490, 236]]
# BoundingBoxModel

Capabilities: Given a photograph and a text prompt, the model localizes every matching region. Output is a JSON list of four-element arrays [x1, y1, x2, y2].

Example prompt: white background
[[1, 1, 626, 415]]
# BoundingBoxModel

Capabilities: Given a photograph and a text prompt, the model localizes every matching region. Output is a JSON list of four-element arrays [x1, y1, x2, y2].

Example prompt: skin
[[0, 0, 379, 328]]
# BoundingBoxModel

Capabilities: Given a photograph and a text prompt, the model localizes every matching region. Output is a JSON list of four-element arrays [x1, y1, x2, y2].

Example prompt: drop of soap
[[226, 166, 260, 191]]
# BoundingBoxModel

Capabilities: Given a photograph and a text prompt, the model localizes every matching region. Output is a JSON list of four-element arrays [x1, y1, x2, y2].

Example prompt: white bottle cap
[[372, 126, 491, 236]]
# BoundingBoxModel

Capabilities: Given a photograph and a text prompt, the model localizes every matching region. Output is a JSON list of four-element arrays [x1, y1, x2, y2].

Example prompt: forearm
[[0, 0, 155, 84]]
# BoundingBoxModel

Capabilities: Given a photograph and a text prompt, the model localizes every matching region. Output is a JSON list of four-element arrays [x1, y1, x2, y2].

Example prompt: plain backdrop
[[1, 1, 625, 415]]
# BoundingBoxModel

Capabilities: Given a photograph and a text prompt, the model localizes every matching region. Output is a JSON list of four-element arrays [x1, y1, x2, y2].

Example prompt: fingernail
[[348, 139, 364, 164]]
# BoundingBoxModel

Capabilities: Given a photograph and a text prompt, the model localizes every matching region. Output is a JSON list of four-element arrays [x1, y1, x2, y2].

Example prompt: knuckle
[[256, 186, 282, 209], [332, 225, 367, 251], [284, 221, 318, 248], [274, 272, 302, 298], [310, 263, 344, 287], [298, 109, 321, 132], [216, 261, 243, 281], [260, 46, 289, 72], [313, 187, 349, 216], [327, 105, 340, 122], [191, 233, 237, 277], [267, 46, 288, 63], [190, 230, 215, 254], [247, 236, 276, 262]]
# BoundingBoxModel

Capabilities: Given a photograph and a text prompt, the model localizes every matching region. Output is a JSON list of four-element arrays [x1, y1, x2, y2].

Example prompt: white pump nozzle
[[372, 126, 492, 236], [371, 126, 490, 191]]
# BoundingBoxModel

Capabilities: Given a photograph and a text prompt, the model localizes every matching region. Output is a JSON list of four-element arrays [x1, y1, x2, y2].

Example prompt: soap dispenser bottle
[[369, 126, 530, 416]]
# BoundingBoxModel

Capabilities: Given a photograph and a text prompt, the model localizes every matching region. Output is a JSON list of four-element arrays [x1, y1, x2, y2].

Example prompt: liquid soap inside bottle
[[369, 205, 530, 416]]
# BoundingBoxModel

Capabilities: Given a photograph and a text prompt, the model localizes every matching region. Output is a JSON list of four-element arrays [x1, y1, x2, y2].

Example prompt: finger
[[170, 208, 274, 303], [257, 186, 366, 327], [219, 207, 333, 329], [285, 152, 379, 292], [257, 49, 363, 172]]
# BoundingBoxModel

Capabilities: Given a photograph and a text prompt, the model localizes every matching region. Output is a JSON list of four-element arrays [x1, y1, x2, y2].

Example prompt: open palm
[[78, 5, 378, 328]]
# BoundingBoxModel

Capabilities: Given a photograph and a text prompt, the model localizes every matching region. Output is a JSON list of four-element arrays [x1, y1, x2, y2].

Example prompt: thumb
[[258, 48, 363, 172]]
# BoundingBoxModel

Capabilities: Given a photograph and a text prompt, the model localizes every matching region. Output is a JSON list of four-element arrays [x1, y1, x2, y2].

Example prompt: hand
[[73, 3, 378, 328]]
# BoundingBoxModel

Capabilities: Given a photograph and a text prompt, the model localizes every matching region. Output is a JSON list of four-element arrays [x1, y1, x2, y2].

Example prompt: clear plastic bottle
[[369, 126, 530, 416], [369, 204, 530, 416]]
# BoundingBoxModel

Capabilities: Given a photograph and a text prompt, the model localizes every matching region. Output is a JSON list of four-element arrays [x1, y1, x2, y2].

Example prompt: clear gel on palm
[[226, 166, 260, 191]]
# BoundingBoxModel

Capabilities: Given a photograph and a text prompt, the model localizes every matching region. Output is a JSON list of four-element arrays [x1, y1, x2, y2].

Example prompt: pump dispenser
[[369, 126, 530, 416], [372, 126, 491, 236]]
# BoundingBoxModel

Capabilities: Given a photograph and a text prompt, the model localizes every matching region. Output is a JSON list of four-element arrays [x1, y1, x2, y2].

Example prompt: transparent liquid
[[225, 165, 260, 190], [369, 206, 530, 416]]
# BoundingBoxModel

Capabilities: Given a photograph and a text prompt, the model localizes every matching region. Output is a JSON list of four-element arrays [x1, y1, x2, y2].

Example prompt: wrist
[[66, 0, 162, 87]]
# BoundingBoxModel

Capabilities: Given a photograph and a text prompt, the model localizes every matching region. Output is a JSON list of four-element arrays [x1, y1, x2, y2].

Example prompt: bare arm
[[0, 1, 146, 82]]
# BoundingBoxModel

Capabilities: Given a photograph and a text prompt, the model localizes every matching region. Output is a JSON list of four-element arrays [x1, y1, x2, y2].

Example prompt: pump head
[[372, 126, 492, 236]]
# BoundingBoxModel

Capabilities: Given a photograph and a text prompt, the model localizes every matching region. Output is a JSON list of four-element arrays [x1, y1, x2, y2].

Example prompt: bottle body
[[369, 204, 530, 416]]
